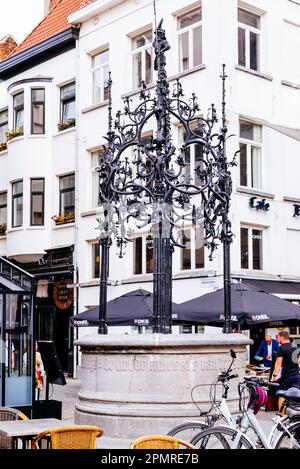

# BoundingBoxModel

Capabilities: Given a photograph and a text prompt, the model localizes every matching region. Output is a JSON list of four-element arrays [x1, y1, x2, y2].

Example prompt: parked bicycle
[[190, 359, 300, 449], [169, 350, 300, 449], [168, 349, 238, 442]]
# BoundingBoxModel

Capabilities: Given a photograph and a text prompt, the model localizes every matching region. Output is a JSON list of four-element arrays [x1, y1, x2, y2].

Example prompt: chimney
[[44, 0, 60, 15], [0, 35, 18, 61]]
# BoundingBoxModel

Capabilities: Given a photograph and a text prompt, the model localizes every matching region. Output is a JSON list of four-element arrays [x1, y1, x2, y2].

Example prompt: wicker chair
[[32, 425, 103, 450], [130, 435, 196, 450], [0, 407, 28, 449], [0, 407, 28, 422]]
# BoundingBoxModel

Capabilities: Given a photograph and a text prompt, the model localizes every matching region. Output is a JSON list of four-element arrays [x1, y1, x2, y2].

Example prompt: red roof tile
[[10, 0, 94, 57], [0, 35, 18, 61]]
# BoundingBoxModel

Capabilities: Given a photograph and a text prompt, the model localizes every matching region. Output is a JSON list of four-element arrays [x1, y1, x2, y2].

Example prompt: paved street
[[45, 378, 277, 449]]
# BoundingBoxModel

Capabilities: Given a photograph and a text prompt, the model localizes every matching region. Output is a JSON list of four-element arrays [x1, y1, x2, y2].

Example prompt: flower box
[[57, 119, 76, 132], [6, 128, 23, 141], [0, 142, 7, 151], [0, 224, 7, 236], [52, 212, 75, 225]]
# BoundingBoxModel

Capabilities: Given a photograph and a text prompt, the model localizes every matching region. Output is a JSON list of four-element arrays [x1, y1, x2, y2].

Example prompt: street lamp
[[97, 19, 235, 335]]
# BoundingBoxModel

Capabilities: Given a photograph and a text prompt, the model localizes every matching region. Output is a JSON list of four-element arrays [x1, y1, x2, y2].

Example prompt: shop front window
[[1, 292, 33, 407]]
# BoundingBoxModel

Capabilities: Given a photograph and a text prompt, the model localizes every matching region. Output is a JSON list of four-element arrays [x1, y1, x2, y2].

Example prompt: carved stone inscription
[[81, 354, 244, 375]]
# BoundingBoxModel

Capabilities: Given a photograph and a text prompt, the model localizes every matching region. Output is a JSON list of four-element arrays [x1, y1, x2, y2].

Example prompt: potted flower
[[52, 211, 75, 225], [57, 118, 76, 132], [5, 127, 23, 141], [64, 211, 75, 223], [0, 224, 7, 236], [0, 142, 7, 151]]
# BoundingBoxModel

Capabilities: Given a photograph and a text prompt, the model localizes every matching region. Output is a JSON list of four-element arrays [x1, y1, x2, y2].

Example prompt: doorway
[[36, 278, 73, 373]]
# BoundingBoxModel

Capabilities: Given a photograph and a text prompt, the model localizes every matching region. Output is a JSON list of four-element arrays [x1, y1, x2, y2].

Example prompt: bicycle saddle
[[276, 387, 300, 402]]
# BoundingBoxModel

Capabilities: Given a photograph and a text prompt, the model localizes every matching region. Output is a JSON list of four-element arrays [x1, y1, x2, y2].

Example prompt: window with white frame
[[239, 120, 262, 189], [0, 191, 7, 228], [92, 242, 100, 279], [0, 109, 8, 144], [60, 82, 76, 126], [91, 49, 110, 104], [91, 149, 106, 208], [180, 228, 205, 271], [12, 180, 23, 228], [132, 29, 153, 89], [177, 7, 202, 72], [132, 131, 153, 172], [91, 241, 110, 279], [179, 123, 204, 186], [31, 89, 45, 134], [13, 92, 24, 133], [238, 8, 261, 71], [133, 236, 154, 275], [59, 174, 75, 218], [289, 325, 300, 339], [30, 178, 44, 226], [240, 226, 263, 270]]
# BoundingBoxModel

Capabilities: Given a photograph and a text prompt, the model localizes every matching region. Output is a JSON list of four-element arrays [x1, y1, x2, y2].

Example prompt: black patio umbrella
[[172, 282, 300, 329], [71, 289, 176, 327]]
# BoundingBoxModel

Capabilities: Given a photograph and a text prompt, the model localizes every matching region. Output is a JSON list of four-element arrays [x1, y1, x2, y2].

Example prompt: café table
[[0, 418, 70, 449]]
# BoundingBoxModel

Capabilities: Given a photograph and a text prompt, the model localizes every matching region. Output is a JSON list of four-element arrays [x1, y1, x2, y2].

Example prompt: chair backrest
[[33, 426, 103, 449], [0, 407, 28, 421], [0, 407, 28, 449], [130, 435, 195, 450]]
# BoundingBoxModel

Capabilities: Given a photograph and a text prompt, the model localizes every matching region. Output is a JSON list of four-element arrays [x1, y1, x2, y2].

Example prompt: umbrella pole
[[98, 237, 109, 335], [223, 231, 232, 334], [220, 65, 232, 335]]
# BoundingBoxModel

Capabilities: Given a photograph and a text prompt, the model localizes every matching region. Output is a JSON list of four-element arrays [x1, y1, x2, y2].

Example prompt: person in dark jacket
[[272, 331, 300, 411], [255, 335, 279, 367], [272, 331, 300, 389]]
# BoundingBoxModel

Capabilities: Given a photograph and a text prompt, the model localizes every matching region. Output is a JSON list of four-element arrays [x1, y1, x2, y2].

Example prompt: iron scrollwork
[[97, 20, 235, 334]]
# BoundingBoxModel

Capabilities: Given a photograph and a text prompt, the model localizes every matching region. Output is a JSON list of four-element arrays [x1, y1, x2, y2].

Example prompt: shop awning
[[172, 282, 300, 328], [241, 279, 300, 296]]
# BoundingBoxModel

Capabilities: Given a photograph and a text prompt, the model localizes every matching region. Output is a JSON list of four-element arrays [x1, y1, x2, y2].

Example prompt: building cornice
[[0, 28, 79, 80], [8, 76, 53, 92], [68, 0, 126, 25]]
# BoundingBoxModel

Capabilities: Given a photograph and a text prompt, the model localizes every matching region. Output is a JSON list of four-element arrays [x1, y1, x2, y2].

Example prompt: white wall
[[71, 0, 300, 331], [0, 49, 77, 259]]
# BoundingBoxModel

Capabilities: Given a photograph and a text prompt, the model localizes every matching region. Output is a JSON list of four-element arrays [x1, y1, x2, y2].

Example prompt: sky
[[0, 0, 45, 43]]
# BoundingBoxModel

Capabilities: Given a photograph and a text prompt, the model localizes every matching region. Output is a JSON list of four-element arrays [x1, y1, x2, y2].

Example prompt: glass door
[[4, 294, 33, 407], [0, 294, 3, 405]]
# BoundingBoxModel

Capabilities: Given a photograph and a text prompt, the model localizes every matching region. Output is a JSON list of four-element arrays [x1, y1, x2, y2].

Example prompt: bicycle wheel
[[191, 426, 254, 449], [275, 420, 300, 449], [168, 422, 207, 442]]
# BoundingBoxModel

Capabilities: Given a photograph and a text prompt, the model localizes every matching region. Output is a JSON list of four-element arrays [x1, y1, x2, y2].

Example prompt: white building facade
[[0, 0, 300, 373]]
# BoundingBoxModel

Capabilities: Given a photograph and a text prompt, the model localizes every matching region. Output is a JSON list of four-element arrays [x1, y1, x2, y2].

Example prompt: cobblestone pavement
[[43, 378, 278, 448]]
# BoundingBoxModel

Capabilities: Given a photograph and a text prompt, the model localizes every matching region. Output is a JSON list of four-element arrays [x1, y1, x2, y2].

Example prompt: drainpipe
[[73, 28, 81, 378]]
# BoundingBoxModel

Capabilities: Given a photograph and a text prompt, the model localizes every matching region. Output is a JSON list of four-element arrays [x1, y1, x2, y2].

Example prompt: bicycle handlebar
[[244, 376, 280, 388], [217, 372, 239, 383], [228, 374, 239, 380]]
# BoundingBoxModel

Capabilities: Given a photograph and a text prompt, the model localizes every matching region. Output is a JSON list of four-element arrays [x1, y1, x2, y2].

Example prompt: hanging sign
[[53, 278, 73, 310]]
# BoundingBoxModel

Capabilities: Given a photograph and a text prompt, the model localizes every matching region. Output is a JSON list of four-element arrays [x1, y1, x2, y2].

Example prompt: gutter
[[73, 34, 81, 379], [68, 0, 126, 25], [240, 114, 300, 142], [0, 28, 79, 80]]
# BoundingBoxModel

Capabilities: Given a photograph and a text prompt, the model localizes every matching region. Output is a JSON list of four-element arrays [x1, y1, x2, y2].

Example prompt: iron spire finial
[[153, 19, 170, 72], [220, 64, 228, 134], [107, 71, 113, 134], [153, 0, 158, 32]]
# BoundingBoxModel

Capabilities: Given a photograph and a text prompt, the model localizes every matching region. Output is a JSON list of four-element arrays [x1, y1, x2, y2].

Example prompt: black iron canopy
[[96, 20, 236, 334]]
